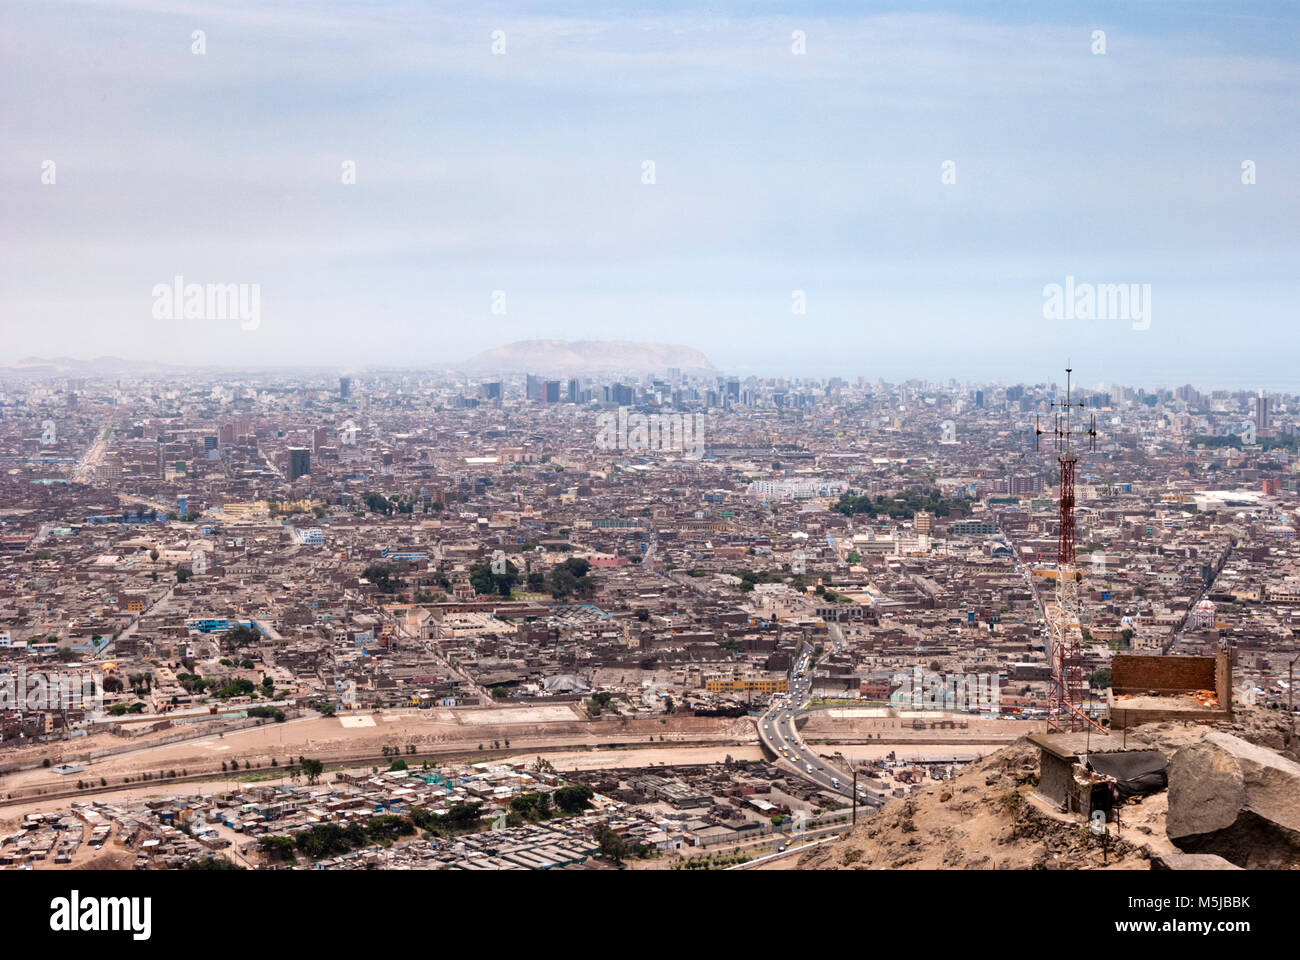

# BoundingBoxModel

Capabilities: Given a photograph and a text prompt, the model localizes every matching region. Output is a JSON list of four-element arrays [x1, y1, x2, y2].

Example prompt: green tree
[[469, 558, 521, 597], [594, 823, 629, 864], [299, 756, 324, 785], [554, 784, 594, 814]]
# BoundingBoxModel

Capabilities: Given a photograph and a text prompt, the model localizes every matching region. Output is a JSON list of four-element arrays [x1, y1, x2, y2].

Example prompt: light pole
[[1290, 653, 1299, 749]]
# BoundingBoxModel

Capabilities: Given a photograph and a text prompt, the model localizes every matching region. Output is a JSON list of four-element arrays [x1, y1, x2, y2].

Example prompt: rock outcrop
[[1166, 731, 1300, 869]]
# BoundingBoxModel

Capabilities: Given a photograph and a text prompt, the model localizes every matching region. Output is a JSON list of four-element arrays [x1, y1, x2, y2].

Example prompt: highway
[[757, 645, 887, 811]]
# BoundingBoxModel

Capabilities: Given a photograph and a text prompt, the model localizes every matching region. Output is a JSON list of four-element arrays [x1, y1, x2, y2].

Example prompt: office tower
[[544, 380, 561, 403], [482, 381, 502, 401], [609, 382, 634, 406], [313, 427, 327, 454], [288, 447, 311, 481], [526, 374, 543, 401], [339, 377, 351, 399], [1256, 394, 1271, 431], [567, 379, 580, 403]]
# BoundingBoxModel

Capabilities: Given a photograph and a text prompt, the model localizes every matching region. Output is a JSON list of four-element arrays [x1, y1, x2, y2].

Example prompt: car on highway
[[806, 764, 813, 773]]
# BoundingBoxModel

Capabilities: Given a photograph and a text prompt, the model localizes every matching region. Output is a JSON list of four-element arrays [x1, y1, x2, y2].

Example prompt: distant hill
[[461, 340, 715, 377], [5, 356, 149, 376]]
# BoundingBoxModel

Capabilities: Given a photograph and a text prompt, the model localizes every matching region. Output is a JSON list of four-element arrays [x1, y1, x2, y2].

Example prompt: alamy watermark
[[890, 667, 1000, 714], [1042, 276, 1150, 330], [0, 667, 103, 712], [595, 407, 706, 460], [152, 275, 260, 330]]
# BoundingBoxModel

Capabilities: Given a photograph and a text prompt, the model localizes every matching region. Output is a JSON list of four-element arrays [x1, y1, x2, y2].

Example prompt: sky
[[2, 1, 1298, 390]]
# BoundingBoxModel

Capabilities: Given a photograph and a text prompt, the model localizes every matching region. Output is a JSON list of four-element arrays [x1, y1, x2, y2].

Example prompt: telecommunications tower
[[1035, 368, 1097, 731]]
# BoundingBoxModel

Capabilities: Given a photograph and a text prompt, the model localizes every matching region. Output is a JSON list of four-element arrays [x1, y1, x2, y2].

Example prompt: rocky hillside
[[798, 707, 1300, 871]]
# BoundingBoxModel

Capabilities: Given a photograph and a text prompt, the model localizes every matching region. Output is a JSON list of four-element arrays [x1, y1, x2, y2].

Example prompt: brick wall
[[1111, 654, 1216, 694]]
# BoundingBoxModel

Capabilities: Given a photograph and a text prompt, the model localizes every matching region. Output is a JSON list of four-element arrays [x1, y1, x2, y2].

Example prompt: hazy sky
[[3, 1, 1298, 389]]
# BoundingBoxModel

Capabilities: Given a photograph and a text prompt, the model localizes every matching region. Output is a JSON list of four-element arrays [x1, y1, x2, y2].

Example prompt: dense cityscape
[[0, 356, 1295, 872]]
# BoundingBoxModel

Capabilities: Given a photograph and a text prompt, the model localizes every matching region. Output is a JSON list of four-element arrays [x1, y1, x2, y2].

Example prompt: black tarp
[[1086, 749, 1168, 799]]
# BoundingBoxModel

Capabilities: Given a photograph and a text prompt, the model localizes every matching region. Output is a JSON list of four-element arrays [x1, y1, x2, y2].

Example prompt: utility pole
[[1290, 654, 1298, 748]]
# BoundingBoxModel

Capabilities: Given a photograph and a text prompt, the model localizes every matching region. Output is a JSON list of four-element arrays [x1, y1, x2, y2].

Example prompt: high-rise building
[[544, 380, 561, 403], [288, 447, 311, 481], [526, 374, 543, 401], [339, 377, 351, 399], [1256, 394, 1271, 431], [1007, 473, 1043, 496], [608, 382, 634, 406]]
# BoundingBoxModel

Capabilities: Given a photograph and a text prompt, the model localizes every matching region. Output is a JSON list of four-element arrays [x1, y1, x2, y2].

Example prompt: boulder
[[1150, 851, 1241, 870], [1167, 730, 1300, 868]]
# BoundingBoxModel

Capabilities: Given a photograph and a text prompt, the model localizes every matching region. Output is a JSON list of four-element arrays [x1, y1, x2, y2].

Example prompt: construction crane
[[1035, 368, 1097, 731]]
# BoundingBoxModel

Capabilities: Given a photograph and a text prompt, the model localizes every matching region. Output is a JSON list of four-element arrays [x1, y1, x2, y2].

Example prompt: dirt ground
[[795, 738, 1175, 870], [0, 707, 757, 803]]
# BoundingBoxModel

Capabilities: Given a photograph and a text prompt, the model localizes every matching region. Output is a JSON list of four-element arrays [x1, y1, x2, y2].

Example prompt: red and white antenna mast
[[1035, 368, 1097, 731]]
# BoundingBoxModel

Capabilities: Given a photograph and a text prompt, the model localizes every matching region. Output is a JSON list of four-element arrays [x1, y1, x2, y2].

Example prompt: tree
[[258, 834, 297, 863], [594, 823, 629, 864], [554, 784, 594, 814], [184, 857, 245, 870], [362, 563, 402, 593], [546, 558, 594, 599], [470, 559, 520, 597], [299, 756, 324, 785]]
